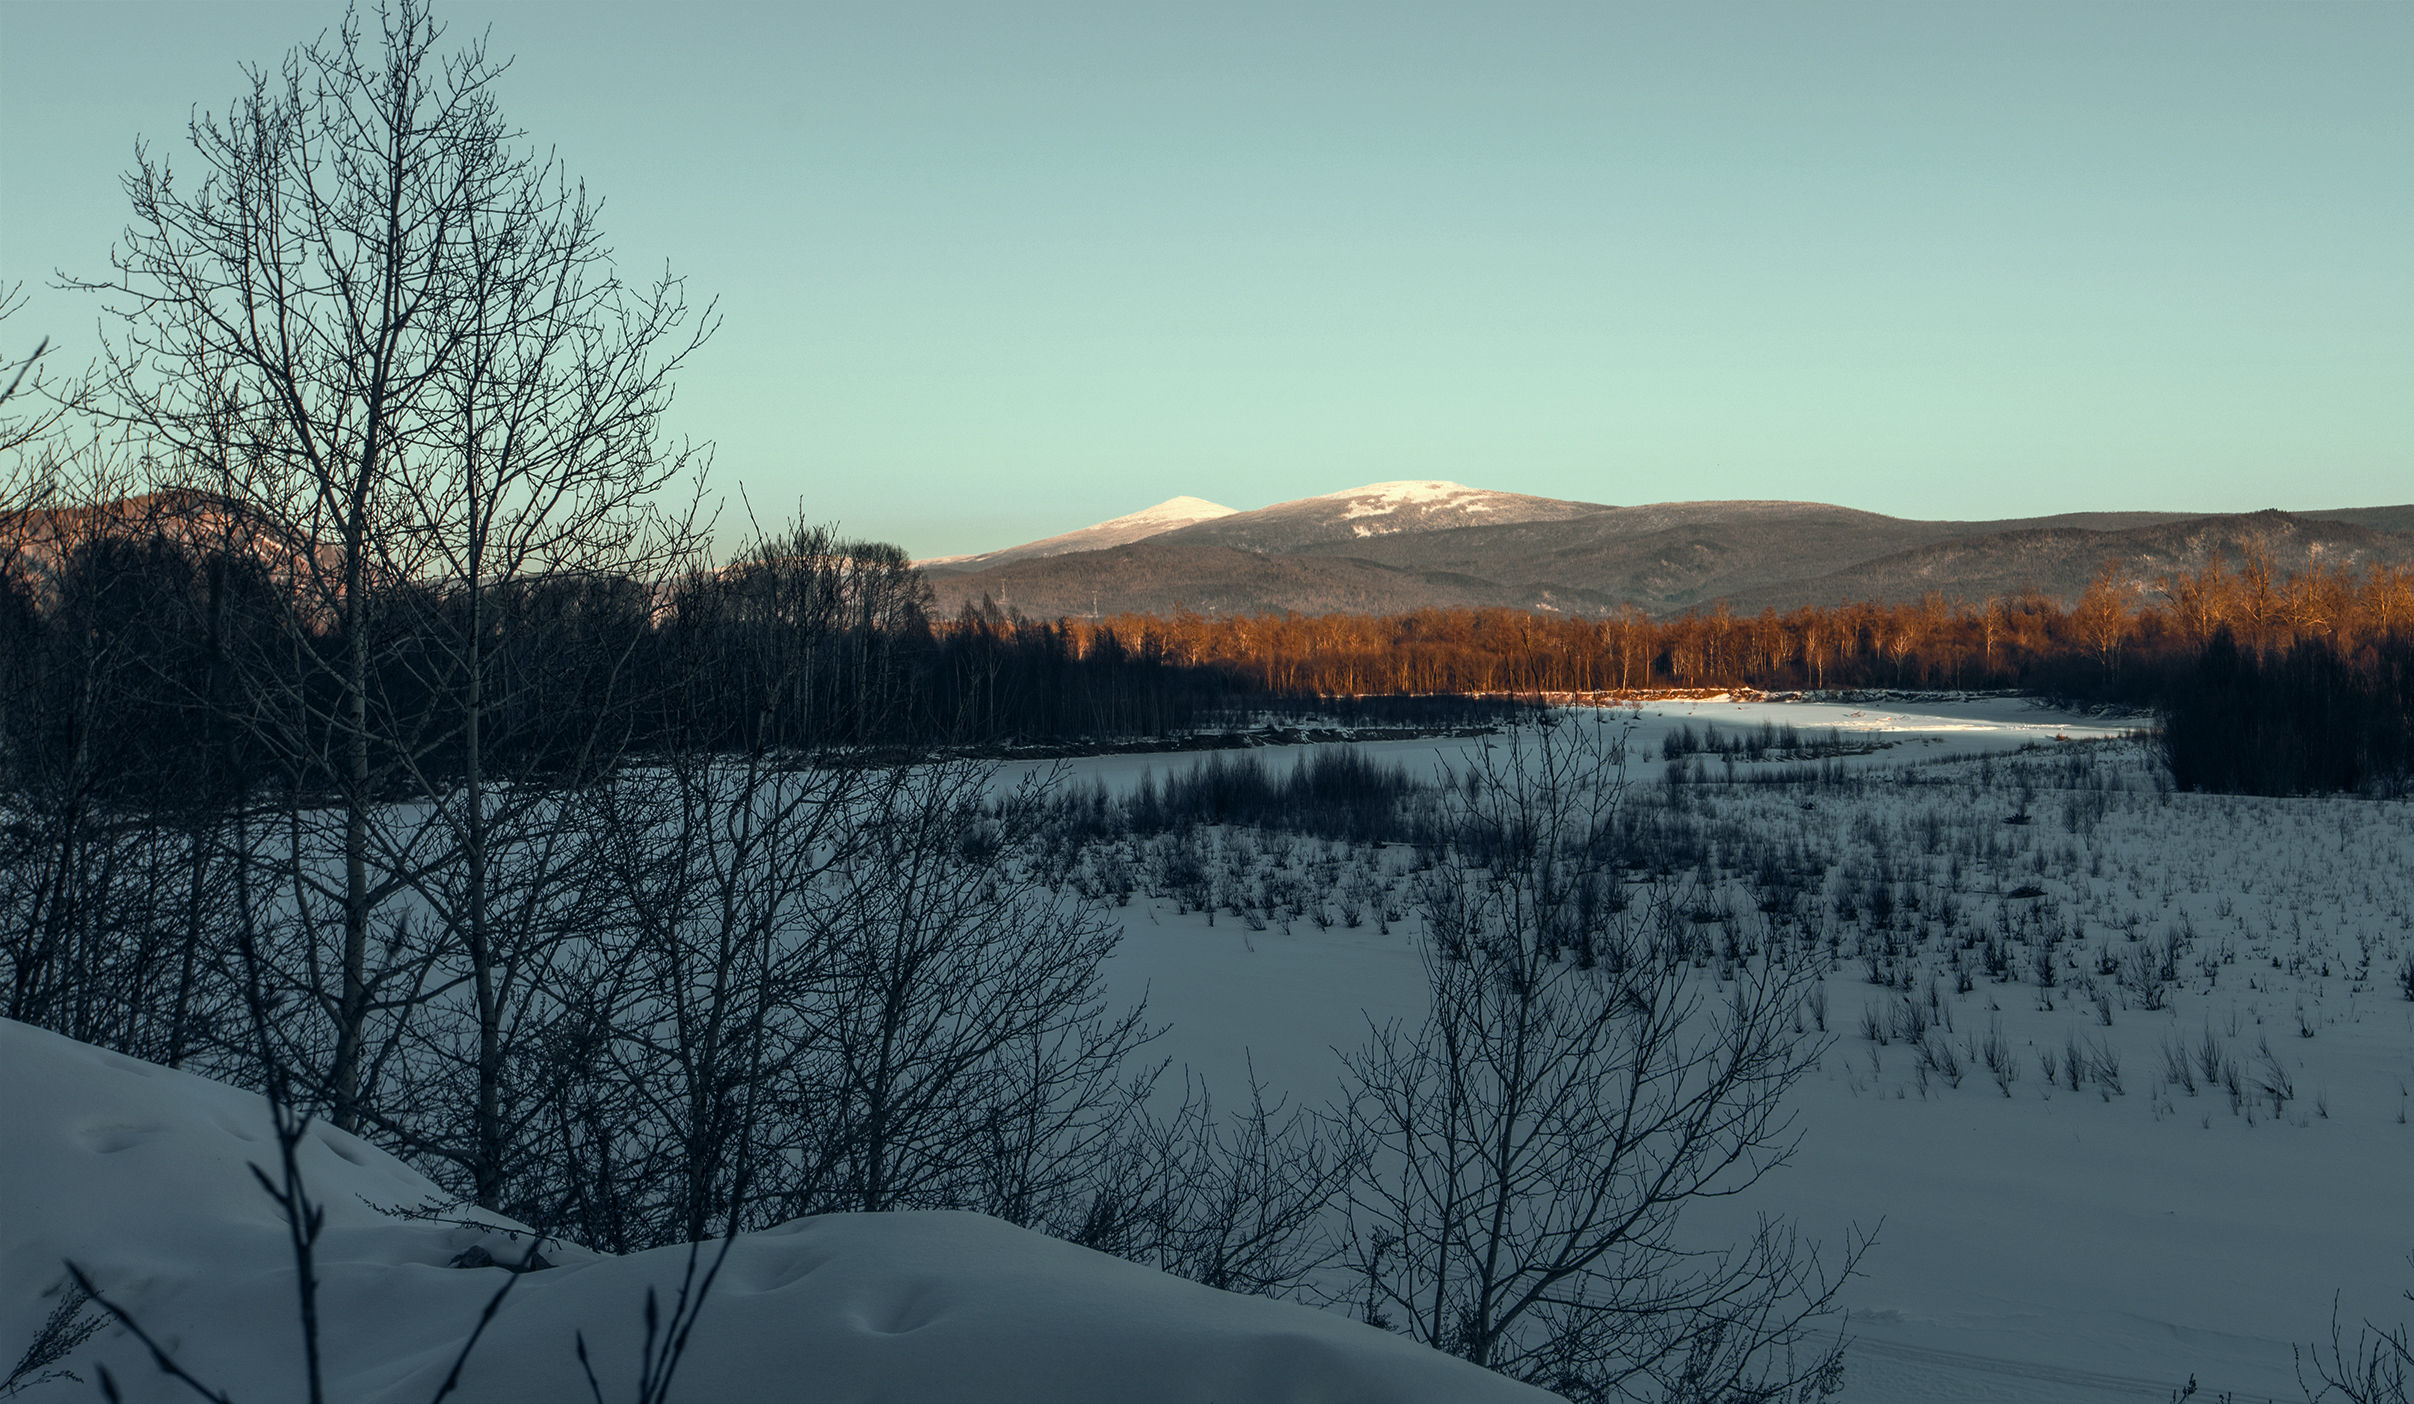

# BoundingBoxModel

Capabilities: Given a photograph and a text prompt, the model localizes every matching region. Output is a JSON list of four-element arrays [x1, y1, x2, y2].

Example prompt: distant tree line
[[1064, 553, 2412, 698], [2158, 635, 2413, 796], [8, 490, 2411, 799], [1042, 554, 2414, 796]]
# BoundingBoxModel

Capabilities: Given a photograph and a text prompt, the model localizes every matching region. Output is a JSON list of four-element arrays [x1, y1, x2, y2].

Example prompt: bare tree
[[519, 521, 920, 1250], [1342, 713, 1863, 1402], [367, 23, 710, 1205], [1058, 1065, 1360, 1300], [2303, 1258, 2413, 1404], [68, 0, 711, 1150], [2073, 561, 2134, 678], [550, 744, 873, 1250], [777, 760, 1155, 1223], [0, 281, 66, 468], [0, 442, 260, 1068]]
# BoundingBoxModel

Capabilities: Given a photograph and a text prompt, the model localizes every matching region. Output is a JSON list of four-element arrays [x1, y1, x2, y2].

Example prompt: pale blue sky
[[4, 2, 2408, 557]]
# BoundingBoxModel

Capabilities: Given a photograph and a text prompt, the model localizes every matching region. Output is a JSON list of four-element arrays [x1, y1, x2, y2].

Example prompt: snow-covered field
[[1073, 698, 2412, 1402], [1000, 692, 2135, 797], [8, 696, 2407, 1402]]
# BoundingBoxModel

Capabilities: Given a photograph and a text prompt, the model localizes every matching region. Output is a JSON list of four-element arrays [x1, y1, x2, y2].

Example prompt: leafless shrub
[[1343, 716, 1863, 1400]]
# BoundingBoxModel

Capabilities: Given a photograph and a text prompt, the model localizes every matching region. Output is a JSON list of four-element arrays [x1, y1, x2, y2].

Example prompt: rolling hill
[[923, 483, 2414, 620]]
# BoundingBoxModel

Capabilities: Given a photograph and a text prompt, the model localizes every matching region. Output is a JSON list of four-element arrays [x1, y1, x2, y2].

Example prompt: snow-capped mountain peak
[[1156, 480, 1613, 550], [1311, 479, 1481, 505], [1090, 496, 1240, 533], [920, 481, 1618, 571], [920, 496, 1238, 571], [1307, 481, 1512, 527]]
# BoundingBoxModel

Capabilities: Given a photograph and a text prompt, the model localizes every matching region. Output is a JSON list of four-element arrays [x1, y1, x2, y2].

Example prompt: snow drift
[[0, 1019, 1550, 1403]]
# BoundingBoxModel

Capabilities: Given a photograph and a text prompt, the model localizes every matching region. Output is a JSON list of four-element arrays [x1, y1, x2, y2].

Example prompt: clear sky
[[4, 2, 2409, 558]]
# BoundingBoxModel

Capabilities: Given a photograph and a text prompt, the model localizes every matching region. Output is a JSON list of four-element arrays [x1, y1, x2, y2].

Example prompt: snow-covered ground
[[1002, 693, 2137, 799], [10, 697, 2406, 1402], [0, 1019, 1548, 1403], [1073, 700, 2411, 1403]]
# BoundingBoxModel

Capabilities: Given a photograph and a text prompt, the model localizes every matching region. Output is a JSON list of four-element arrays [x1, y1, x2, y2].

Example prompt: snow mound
[[0, 1020, 1549, 1403]]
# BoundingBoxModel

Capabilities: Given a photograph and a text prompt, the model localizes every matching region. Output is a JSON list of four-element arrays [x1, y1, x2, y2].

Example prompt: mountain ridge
[[923, 484, 2414, 620]]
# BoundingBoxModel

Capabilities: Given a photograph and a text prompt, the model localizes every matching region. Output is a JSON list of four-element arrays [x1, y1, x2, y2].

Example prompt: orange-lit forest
[[6, 505, 2410, 796], [968, 554, 2414, 699], [933, 554, 2414, 794]]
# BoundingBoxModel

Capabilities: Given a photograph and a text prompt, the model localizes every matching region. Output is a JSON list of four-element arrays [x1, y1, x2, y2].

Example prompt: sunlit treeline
[[1003, 553, 2414, 699], [8, 494, 2411, 788]]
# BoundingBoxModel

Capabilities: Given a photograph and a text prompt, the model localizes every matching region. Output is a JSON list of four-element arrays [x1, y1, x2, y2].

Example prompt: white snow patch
[[0, 1018, 1547, 1403], [919, 496, 1238, 569], [1304, 480, 1491, 520], [1089, 495, 1239, 532]]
